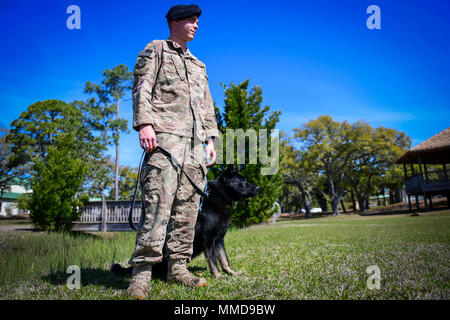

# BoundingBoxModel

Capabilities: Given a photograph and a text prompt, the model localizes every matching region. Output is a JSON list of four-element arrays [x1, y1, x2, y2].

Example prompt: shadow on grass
[[358, 206, 450, 217], [276, 213, 332, 222], [11, 227, 42, 232], [42, 264, 208, 290], [277, 202, 450, 222], [0, 214, 30, 221], [42, 267, 131, 290], [188, 266, 208, 273]]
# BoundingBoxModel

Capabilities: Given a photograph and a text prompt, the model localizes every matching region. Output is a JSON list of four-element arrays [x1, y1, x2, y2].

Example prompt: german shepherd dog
[[112, 165, 259, 279]]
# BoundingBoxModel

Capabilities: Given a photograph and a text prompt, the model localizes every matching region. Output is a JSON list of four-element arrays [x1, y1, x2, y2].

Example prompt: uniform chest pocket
[[161, 51, 186, 83], [187, 60, 207, 89]]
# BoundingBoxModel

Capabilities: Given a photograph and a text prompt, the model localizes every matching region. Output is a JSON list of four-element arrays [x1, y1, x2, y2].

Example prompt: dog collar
[[208, 182, 234, 206]]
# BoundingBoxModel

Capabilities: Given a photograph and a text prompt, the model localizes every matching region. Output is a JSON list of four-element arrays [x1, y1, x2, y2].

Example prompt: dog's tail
[[111, 263, 133, 276]]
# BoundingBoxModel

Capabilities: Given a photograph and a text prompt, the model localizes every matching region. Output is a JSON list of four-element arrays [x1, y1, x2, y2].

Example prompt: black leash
[[158, 146, 208, 198], [128, 146, 208, 231], [128, 150, 146, 231]]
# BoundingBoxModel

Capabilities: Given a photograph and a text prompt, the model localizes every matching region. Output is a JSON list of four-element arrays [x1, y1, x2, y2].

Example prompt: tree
[[293, 116, 411, 215], [7, 100, 104, 169], [0, 127, 28, 193], [347, 122, 410, 212], [7, 99, 107, 192], [108, 165, 139, 200], [210, 80, 283, 227], [29, 133, 88, 231], [294, 115, 358, 216], [84, 64, 132, 201], [312, 178, 330, 213], [6, 99, 110, 229], [280, 131, 316, 217], [383, 166, 407, 204], [83, 155, 114, 198]]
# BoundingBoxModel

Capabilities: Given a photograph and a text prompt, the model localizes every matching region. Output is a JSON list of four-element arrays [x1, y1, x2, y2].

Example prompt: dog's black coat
[[111, 165, 259, 278]]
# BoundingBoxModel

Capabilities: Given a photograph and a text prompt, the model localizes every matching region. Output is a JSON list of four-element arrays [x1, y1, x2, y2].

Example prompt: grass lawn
[[0, 210, 449, 300]]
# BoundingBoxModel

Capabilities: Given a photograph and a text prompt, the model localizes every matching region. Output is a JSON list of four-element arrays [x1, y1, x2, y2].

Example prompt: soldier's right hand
[[139, 124, 158, 153]]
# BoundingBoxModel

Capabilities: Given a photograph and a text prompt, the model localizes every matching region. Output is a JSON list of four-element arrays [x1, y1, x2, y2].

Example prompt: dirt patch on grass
[[0, 224, 34, 233]]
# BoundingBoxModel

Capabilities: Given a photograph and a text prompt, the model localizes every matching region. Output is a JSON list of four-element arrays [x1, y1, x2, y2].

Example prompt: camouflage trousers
[[128, 132, 207, 267]]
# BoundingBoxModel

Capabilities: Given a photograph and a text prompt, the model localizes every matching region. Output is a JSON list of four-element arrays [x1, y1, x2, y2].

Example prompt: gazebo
[[395, 127, 450, 211]]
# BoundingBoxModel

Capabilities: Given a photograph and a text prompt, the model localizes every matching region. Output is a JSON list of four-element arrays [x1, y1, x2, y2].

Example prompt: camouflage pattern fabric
[[167, 259, 207, 287], [132, 38, 219, 143], [126, 264, 152, 299], [128, 132, 207, 266]]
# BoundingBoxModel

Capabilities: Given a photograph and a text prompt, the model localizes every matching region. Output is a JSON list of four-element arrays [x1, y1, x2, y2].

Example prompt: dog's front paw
[[212, 272, 223, 279], [224, 268, 244, 276]]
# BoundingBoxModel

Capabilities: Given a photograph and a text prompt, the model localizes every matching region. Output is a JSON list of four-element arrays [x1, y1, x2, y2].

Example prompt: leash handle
[[128, 150, 147, 231]]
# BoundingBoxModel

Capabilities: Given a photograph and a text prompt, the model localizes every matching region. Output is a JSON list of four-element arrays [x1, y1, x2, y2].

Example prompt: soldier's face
[[172, 16, 199, 42]]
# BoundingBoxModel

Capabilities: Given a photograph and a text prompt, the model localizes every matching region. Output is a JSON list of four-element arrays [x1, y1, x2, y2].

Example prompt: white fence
[[73, 200, 142, 231]]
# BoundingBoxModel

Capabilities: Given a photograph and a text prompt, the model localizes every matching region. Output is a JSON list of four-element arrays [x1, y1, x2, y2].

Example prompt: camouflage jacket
[[132, 39, 219, 143]]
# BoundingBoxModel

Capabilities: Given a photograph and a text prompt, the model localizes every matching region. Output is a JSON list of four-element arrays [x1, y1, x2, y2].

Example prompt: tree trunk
[[395, 187, 402, 203], [114, 100, 120, 201], [381, 186, 387, 206], [315, 192, 328, 213], [115, 136, 119, 200], [326, 165, 341, 216], [331, 197, 340, 216], [331, 190, 344, 216], [358, 196, 366, 213], [389, 189, 394, 205], [340, 199, 346, 213], [351, 190, 357, 211], [302, 190, 312, 218]]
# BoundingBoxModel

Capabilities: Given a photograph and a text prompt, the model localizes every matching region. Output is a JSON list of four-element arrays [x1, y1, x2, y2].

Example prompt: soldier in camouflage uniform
[[126, 4, 220, 299]]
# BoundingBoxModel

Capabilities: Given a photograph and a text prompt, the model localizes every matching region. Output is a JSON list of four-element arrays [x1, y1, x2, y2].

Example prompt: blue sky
[[1, 0, 449, 167]]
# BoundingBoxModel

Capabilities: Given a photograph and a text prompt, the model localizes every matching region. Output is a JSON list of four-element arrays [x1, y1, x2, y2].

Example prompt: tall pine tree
[[84, 64, 132, 200]]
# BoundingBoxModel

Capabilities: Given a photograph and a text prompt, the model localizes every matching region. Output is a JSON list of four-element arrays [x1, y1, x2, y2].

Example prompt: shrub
[[29, 134, 87, 232]]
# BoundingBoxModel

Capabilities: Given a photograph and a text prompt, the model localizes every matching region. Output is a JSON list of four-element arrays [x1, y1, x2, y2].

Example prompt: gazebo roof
[[395, 127, 450, 164]]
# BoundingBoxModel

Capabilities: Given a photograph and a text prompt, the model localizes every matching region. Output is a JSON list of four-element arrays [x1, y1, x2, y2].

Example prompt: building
[[395, 127, 450, 210], [0, 179, 32, 216]]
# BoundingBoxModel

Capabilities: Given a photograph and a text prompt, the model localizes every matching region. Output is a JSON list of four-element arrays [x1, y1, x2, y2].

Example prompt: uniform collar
[[166, 38, 196, 60], [166, 38, 186, 52]]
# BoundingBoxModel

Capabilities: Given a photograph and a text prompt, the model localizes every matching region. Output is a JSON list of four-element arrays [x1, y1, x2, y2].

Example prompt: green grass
[[1, 210, 449, 299]]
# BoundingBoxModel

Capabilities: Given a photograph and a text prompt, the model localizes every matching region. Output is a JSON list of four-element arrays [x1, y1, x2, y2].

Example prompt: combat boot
[[167, 259, 208, 288], [126, 264, 152, 299]]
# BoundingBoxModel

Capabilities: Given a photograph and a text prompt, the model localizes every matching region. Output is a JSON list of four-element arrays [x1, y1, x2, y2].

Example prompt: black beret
[[166, 4, 202, 20]]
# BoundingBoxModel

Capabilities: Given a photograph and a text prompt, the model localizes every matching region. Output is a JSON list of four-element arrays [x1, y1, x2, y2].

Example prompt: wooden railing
[[422, 169, 450, 184], [73, 200, 142, 231], [405, 170, 450, 194]]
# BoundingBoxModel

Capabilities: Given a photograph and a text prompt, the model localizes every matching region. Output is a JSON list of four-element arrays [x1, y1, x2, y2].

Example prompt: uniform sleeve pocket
[[133, 56, 152, 76]]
